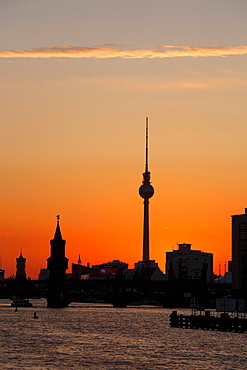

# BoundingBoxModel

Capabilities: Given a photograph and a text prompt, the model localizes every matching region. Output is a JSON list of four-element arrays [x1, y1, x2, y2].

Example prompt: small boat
[[11, 298, 33, 307]]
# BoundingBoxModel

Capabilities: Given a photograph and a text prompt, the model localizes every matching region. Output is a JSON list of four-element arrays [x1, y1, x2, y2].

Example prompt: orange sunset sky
[[1, 1, 247, 278]]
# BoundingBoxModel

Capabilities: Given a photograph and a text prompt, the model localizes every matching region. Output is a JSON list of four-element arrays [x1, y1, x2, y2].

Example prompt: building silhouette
[[72, 256, 96, 280], [0, 269, 4, 279], [16, 251, 27, 280], [46, 215, 70, 307], [232, 208, 247, 297], [92, 260, 128, 271], [166, 243, 213, 283], [38, 268, 49, 280]]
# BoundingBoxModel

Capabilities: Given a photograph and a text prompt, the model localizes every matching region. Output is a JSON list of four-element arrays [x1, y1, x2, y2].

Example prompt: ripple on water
[[1, 300, 247, 369]]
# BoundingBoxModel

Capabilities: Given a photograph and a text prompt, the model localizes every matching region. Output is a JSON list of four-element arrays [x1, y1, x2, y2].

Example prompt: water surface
[[1, 299, 247, 369]]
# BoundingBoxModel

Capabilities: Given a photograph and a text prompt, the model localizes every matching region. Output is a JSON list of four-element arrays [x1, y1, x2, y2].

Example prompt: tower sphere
[[139, 184, 154, 199]]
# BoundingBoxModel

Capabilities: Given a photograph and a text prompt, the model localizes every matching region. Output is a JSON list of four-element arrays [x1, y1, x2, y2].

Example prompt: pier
[[169, 310, 247, 333]]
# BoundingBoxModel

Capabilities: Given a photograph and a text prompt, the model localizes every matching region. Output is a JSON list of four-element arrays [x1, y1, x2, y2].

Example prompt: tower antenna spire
[[145, 117, 149, 173]]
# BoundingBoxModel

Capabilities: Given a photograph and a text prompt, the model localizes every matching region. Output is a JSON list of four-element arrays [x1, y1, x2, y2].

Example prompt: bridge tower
[[16, 251, 27, 280], [46, 216, 70, 307]]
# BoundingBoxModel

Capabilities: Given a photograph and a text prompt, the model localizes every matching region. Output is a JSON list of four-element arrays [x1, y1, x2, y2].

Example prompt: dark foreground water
[[1, 299, 247, 369]]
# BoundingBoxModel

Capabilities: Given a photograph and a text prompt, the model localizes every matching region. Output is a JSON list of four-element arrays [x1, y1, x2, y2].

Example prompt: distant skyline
[[1, 1, 247, 278]]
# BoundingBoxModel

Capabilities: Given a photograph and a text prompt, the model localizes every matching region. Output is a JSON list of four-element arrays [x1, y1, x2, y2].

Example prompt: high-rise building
[[166, 243, 213, 283], [232, 208, 247, 296]]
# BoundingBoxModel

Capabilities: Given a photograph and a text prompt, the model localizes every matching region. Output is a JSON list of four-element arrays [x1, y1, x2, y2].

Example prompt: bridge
[[0, 277, 232, 308]]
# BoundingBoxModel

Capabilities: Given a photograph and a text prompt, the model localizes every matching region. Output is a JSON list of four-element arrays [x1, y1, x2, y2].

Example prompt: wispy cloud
[[0, 232, 13, 237], [0, 45, 247, 59], [74, 75, 247, 91]]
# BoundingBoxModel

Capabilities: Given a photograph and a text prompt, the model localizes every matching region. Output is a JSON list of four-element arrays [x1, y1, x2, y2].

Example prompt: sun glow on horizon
[[1, 0, 246, 279]]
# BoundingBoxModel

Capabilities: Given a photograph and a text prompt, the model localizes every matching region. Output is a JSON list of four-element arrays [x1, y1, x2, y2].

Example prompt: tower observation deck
[[139, 117, 154, 262]]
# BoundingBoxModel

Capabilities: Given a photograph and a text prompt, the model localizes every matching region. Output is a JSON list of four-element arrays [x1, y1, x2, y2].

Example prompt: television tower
[[139, 117, 154, 262]]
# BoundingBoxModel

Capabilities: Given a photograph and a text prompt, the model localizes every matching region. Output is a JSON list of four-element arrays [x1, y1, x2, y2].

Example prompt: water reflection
[[1, 299, 247, 369]]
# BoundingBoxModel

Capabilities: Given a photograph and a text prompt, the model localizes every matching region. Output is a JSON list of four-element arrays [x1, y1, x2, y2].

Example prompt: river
[[1, 299, 247, 369]]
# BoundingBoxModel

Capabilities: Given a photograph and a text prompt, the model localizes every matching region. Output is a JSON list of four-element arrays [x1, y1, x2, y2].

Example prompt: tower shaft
[[142, 198, 150, 261]]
